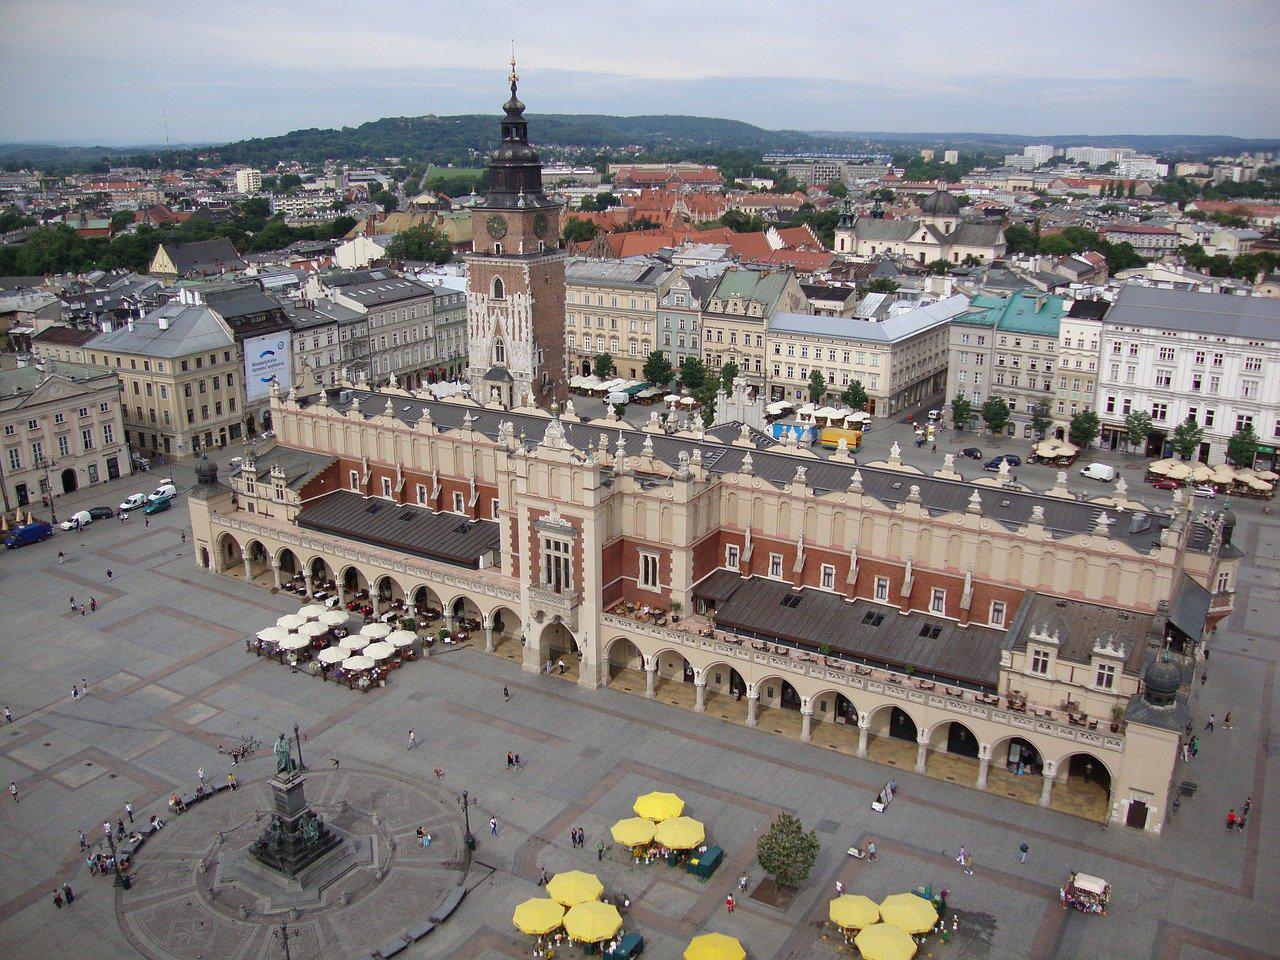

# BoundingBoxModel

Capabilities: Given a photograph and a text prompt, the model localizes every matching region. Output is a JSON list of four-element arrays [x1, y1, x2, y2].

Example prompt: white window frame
[[768, 553, 783, 579], [349, 469, 360, 491], [452, 491, 465, 513], [930, 587, 946, 614], [639, 551, 660, 590], [874, 576, 889, 602], [725, 544, 740, 570], [820, 563, 836, 590], [989, 600, 1006, 627], [1094, 662, 1115, 690], [1030, 649, 1051, 675]]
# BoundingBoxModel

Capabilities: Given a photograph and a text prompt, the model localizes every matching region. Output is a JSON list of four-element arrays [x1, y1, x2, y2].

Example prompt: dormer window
[[1030, 649, 1051, 675], [1095, 662, 1115, 690]]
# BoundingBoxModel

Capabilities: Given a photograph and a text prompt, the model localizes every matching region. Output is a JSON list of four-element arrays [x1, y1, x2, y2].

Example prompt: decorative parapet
[[528, 585, 581, 631]]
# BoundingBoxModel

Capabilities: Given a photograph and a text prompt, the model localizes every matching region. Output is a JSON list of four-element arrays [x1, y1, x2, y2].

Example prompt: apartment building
[[766, 296, 967, 413], [0, 359, 128, 509], [283, 299, 363, 390], [657, 269, 717, 370], [1056, 300, 1105, 430], [564, 258, 671, 380], [235, 168, 262, 194], [314, 271, 440, 389], [701, 268, 807, 384], [945, 291, 1067, 436], [1095, 287, 1280, 466]]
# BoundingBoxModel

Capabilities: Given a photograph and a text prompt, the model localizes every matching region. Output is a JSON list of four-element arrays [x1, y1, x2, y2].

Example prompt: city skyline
[[1, 0, 1278, 145]]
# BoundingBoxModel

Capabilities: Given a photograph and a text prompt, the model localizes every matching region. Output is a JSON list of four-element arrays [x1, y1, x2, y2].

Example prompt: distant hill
[[828, 130, 1280, 156]]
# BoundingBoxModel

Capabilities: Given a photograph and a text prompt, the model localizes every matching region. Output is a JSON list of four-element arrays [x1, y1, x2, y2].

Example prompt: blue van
[[4, 520, 54, 549]]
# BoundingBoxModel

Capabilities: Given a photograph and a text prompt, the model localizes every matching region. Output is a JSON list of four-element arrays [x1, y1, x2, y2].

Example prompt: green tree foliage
[[1171, 415, 1205, 460], [719, 209, 766, 233], [241, 196, 272, 219], [578, 192, 619, 212], [277, 173, 302, 192], [981, 396, 1011, 435], [593, 353, 615, 380], [1124, 410, 1154, 451], [1069, 410, 1101, 447], [808, 369, 827, 402], [1029, 397, 1053, 440], [1003, 223, 1037, 254], [402, 177, 421, 197], [1181, 243, 1280, 280], [866, 277, 899, 293], [370, 189, 398, 212], [951, 394, 973, 430], [384, 224, 453, 264], [1227, 422, 1260, 466], [925, 258, 952, 275], [756, 813, 820, 890], [109, 210, 135, 232], [826, 180, 848, 198], [562, 217, 599, 242], [0, 206, 35, 232], [678, 355, 707, 391], [842, 380, 868, 411], [642, 350, 674, 386], [720, 360, 740, 393]]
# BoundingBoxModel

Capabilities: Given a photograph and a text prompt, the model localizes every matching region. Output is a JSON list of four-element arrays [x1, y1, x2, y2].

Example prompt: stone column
[[242, 556, 253, 581], [800, 705, 813, 742], [1039, 764, 1056, 807], [915, 737, 929, 774], [645, 661, 657, 699], [484, 624, 494, 654], [747, 693, 759, 727], [694, 679, 706, 713], [304, 576, 313, 598], [976, 755, 991, 789], [857, 722, 869, 759], [337, 580, 346, 606], [271, 563, 282, 590]]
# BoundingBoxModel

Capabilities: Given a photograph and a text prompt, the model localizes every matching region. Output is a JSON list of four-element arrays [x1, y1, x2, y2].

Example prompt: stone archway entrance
[[538, 621, 580, 681], [411, 586, 444, 627], [923, 720, 981, 783], [374, 576, 405, 617], [865, 705, 920, 767], [700, 663, 749, 723], [61, 467, 78, 494], [218, 534, 244, 575], [487, 606, 522, 660], [808, 691, 860, 754], [755, 678, 803, 739], [651, 649, 693, 706], [1052, 753, 1112, 823]]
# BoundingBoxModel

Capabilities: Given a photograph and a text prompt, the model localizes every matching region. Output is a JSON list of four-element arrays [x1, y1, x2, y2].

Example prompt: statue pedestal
[[249, 771, 342, 879]]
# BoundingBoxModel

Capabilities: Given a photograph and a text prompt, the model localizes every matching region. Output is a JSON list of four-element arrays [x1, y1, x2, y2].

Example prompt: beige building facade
[[701, 268, 807, 384], [565, 259, 670, 380]]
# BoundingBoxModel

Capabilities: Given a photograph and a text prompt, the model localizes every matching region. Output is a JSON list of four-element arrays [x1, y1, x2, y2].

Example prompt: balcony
[[528, 585, 581, 631]]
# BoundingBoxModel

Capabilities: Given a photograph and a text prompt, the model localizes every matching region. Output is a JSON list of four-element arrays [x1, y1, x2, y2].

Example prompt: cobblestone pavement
[[0, 464, 1276, 959]]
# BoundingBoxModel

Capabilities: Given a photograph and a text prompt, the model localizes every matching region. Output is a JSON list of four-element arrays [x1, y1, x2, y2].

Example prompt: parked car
[[4, 520, 54, 549], [60, 510, 93, 531], [143, 496, 172, 516], [983, 454, 1022, 471], [1149, 477, 1181, 491], [960, 447, 984, 460], [119, 493, 147, 513], [148, 481, 177, 502], [1080, 463, 1117, 482], [1191, 485, 1216, 499], [87, 506, 115, 520]]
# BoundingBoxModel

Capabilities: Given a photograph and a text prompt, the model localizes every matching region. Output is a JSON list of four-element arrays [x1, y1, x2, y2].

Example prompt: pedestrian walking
[[503, 685, 510, 702], [1019, 842, 1029, 863], [739, 873, 749, 892], [52, 890, 62, 910], [1201, 670, 1207, 685], [507, 752, 514, 769], [867, 840, 876, 860], [408, 729, 417, 750], [489, 817, 498, 837], [434, 768, 443, 779], [1205, 713, 1215, 732], [69, 596, 76, 612], [1182, 739, 1190, 762], [597, 839, 605, 861], [835, 880, 844, 895], [10, 781, 18, 802], [1190, 735, 1200, 757], [4, 706, 11, 723], [72, 685, 80, 701], [181, 530, 187, 543], [89, 598, 97, 613], [62, 883, 74, 904], [125, 801, 134, 824], [228, 772, 237, 791], [931, 442, 937, 453], [1224, 712, 1232, 730], [331, 758, 340, 768], [1243, 797, 1252, 818], [1227, 809, 1237, 830], [58, 550, 65, 564], [725, 894, 735, 914], [197, 767, 205, 789], [144, 515, 149, 528], [78, 830, 87, 851], [106, 569, 113, 580], [557, 658, 566, 675]]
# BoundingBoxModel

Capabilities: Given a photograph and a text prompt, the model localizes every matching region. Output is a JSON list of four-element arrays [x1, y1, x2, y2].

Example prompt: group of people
[[1226, 797, 1253, 831]]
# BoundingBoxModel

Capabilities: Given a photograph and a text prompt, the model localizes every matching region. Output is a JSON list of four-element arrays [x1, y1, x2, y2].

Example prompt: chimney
[[157, 315, 169, 331], [126, 315, 134, 332]]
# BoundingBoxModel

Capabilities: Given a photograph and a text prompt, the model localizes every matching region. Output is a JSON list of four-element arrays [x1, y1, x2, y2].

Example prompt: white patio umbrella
[[1056, 441, 1080, 455], [299, 621, 329, 639], [319, 609, 349, 627], [298, 603, 327, 620], [1190, 463, 1216, 483], [1166, 462, 1192, 480], [279, 635, 310, 651], [317, 647, 346, 665], [360, 622, 392, 639], [680, 396, 698, 407], [363, 641, 395, 660], [338, 634, 369, 651], [276, 614, 308, 631], [1147, 459, 1174, 474], [341, 655, 375, 672], [257, 626, 292, 644], [387, 630, 418, 648]]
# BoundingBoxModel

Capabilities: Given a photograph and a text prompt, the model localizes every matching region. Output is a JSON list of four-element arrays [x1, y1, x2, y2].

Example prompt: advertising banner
[[244, 332, 292, 402]]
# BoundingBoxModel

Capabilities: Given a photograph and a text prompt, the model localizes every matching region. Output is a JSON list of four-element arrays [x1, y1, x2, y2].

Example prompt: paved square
[[0, 455, 1276, 960]]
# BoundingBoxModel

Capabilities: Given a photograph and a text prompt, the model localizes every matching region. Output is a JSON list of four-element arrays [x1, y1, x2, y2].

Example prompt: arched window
[[491, 276, 505, 299], [494, 339, 506, 364]]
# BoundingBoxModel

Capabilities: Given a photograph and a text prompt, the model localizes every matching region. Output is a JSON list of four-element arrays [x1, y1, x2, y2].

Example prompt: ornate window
[[491, 276, 505, 299]]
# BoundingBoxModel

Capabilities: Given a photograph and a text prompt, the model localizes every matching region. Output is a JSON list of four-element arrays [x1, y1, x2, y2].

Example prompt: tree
[[981, 396, 1010, 436], [756, 813, 819, 890], [866, 277, 899, 293], [642, 350, 674, 387], [1003, 223, 1037, 254], [924, 258, 952, 275], [241, 196, 272, 219], [109, 209, 135, 232], [826, 180, 848, 198], [951, 394, 973, 431], [677, 355, 706, 391], [402, 176, 421, 197], [562, 217, 598, 243], [1069, 410, 1101, 447], [1227, 422, 1260, 467], [384, 224, 453, 264], [277, 173, 302, 192], [808, 369, 827, 403], [1029, 397, 1053, 440], [842, 380, 868, 411], [720, 209, 766, 233], [371, 188, 398, 212], [592, 353, 615, 380], [1124, 410, 1153, 452], [1171, 415, 1205, 461], [720, 359, 740, 393]]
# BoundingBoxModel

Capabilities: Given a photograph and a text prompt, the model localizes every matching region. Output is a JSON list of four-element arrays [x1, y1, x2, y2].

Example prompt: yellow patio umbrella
[[855, 922, 917, 960], [684, 932, 746, 960], [611, 817, 656, 847], [545, 870, 604, 906], [634, 791, 684, 821], [829, 893, 880, 930], [513, 898, 565, 935], [879, 893, 938, 935], [653, 816, 705, 849], [562, 900, 622, 943]]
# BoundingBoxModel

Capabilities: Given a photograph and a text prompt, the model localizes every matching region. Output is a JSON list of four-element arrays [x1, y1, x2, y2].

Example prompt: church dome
[[920, 189, 961, 218], [1143, 657, 1181, 706]]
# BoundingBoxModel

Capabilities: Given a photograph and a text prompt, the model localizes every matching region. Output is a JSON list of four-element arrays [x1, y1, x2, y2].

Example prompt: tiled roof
[[710, 268, 793, 310], [86, 303, 234, 358], [954, 290, 1065, 336], [1105, 285, 1280, 340], [770, 295, 970, 344], [243, 446, 335, 490]]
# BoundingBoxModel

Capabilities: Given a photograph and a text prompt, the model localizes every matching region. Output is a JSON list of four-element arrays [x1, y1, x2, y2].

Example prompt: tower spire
[[509, 40, 518, 100]]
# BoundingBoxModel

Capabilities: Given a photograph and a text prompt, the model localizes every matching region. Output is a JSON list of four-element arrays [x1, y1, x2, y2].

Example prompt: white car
[[119, 493, 147, 512], [60, 510, 92, 531], [1191, 484, 1216, 499]]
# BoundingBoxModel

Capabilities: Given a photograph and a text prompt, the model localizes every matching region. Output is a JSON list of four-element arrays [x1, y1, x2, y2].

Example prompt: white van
[[1080, 463, 1117, 482], [148, 482, 177, 502]]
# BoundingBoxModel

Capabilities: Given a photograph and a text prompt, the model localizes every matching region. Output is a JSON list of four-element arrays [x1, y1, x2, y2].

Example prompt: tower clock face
[[486, 214, 508, 240], [533, 211, 549, 238]]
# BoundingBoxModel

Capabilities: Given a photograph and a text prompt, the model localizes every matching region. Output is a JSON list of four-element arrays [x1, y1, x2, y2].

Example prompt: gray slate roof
[[86, 304, 234, 358], [160, 239, 246, 276], [1105, 285, 1280, 341], [769, 295, 970, 344], [242, 446, 335, 491], [339, 277, 434, 308], [851, 218, 1003, 247]]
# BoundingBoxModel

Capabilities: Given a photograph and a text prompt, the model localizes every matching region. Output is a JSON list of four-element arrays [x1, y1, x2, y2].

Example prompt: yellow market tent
[[684, 932, 746, 960], [611, 817, 656, 847], [563, 901, 623, 943], [512, 898, 565, 935], [633, 791, 685, 821], [829, 893, 880, 930], [855, 922, 917, 960], [545, 870, 604, 907], [653, 816, 705, 849], [879, 893, 938, 935]]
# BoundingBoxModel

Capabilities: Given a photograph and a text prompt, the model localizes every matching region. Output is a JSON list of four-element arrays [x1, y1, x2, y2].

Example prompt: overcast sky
[[1, 0, 1277, 145]]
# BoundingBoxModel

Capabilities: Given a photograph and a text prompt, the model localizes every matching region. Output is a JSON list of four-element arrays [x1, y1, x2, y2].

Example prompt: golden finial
[[509, 39, 518, 85]]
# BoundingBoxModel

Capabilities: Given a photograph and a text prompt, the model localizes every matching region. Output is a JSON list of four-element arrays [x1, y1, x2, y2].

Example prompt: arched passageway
[[699, 663, 749, 723], [374, 575, 406, 617], [537, 621, 580, 681], [923, 720, 981, 782], [606, 637, 645, 686], [308, 557, 335, 596], [865, 704, 922, 767], [218, 534, 244, 575], [487, 606, 522, 660]]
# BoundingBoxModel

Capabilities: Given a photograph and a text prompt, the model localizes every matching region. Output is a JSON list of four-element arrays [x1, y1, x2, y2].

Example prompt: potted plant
[[669, 600, 683, 623], [1110, 704, 1125, 732]]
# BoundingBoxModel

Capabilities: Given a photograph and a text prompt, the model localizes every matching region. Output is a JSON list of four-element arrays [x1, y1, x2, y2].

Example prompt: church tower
[[465, 56, 566, 409]]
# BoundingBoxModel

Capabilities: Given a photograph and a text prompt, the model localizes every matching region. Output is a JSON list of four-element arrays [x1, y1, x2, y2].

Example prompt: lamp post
[[35, 455, 57, 525], [274, 921, 293, 960], [293, 723, 306, 771], [459, 790, 477, 851]]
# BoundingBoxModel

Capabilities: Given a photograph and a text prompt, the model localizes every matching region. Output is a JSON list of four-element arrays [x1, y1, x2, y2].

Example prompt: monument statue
[[274, 733, 298, 776]]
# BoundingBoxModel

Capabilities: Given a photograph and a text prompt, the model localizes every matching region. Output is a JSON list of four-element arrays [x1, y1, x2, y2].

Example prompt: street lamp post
[[459, 790, 477, 851], [293, 723, 306, 771], [36, 455, 57, 525], [274, 921, 293, 960]]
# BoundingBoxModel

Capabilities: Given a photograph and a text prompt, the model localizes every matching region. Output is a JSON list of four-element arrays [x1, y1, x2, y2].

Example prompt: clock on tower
[[465, 57, 566, 410]]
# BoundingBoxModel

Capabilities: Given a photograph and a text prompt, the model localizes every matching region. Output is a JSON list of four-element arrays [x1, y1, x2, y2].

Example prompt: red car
[[1149, 477, 1181, 491]]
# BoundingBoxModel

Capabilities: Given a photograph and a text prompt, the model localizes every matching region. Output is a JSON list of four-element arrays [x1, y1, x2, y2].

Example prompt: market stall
[[684, 932, 744, 960], [1063, 872, 1110, 914], [633, 792, 684, 821]]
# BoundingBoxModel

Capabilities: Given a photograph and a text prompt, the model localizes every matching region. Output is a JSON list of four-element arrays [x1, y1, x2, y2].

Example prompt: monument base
[[215, 826, 376, 910]]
